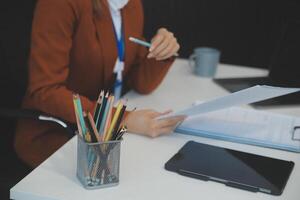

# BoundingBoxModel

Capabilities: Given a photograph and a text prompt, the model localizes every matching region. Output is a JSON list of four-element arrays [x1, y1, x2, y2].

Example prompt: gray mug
[[189, 47, 221, 77]]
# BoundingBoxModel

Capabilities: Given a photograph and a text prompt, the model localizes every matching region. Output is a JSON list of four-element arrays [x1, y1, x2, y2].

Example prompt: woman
[[14, 0, 184, 168]]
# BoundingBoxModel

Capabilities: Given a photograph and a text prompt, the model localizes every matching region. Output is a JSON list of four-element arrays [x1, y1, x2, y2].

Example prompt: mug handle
[[189, 54, 196, 68]]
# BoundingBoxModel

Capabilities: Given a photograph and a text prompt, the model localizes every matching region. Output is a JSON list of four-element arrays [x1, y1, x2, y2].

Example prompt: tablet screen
[[165, 141, 294, 195]]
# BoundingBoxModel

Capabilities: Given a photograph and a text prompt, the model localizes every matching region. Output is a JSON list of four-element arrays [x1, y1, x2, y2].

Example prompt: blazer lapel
[[93, 1, 136, 90], [93, 1, 118, 89], [122, 5, 133, 73]]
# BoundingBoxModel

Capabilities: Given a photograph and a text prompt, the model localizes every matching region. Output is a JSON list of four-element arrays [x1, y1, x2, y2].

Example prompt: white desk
[[10, 59, 300, 200]]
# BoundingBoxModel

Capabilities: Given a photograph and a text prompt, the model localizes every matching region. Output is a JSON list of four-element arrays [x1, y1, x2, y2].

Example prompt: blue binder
[[175, 107, 300, 153]]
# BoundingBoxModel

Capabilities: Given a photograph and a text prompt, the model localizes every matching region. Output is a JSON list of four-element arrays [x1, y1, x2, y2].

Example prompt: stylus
[[129, 37, 179, 57]]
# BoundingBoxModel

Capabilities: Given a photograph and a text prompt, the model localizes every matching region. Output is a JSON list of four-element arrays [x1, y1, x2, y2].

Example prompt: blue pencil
[[129, 37, 179, 56], [73, 94, 87, 136], [129, 37, 151, 48], [99, 96, 112, 134]]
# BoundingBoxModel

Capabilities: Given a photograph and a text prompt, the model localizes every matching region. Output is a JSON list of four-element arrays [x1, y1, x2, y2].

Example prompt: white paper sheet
[[159, 85, 300, 119], [176, 107, 300, 151]]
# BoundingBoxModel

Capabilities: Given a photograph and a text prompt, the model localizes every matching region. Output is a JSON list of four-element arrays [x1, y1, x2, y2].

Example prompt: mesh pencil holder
[[76, 135, 121, 189]]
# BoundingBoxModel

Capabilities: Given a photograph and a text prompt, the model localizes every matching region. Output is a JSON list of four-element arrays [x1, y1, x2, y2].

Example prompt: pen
[[129, 37, 179, 56], [96, 92, 109, 131], [129, 37, 151, 48], [94, 90, 104, 121]]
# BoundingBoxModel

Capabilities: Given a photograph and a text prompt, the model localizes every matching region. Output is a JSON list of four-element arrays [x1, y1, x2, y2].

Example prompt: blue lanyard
[[113, 22, 125, 101], [113, 23, 125, 62]]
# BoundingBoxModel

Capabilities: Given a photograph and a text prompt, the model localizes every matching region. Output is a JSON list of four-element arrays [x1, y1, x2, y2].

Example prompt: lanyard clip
[[113, 58, 124, 78]]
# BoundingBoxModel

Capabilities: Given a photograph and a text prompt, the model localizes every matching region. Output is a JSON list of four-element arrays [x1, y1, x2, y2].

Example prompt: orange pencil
[[87, 112, 102, 142]]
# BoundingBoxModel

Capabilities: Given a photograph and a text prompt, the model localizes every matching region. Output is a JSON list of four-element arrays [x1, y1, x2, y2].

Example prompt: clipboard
[[292, 126, 300, 141], [175, 107, 300, 153]]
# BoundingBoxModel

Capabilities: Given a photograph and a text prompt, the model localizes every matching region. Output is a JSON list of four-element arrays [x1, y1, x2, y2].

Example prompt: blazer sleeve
[[126, 45, 175, 94], [125, 0, 175, 94], [26, 0, 95, 123]]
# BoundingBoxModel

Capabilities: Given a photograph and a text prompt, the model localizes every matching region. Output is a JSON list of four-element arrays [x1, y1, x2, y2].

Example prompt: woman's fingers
[[147, 115, 186, 138], [147, 126, 173, 138], [156, 42, 180, 61], [148, 34, 165, 57], [157, 116, 185, 128], [148, 35, 172, 58], [148, 122, 182, 138], [148, 28, 180, 60], [150, 109, 173, 118], [125, 109, 185, 138], [158, 109, 173, 116], [156, 127, 174, 135]]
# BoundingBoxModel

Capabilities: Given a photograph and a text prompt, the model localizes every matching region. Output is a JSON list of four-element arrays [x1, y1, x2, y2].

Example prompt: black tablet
[[165, 141, 294, 196]]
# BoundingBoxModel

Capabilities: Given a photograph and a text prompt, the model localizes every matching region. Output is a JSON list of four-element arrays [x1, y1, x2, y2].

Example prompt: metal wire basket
[[76, 136, 121, 189]]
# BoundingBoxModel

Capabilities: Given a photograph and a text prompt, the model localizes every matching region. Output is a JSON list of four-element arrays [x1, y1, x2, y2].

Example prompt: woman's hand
[[147, 28, 180, 61], [124, 109, 186, 138]]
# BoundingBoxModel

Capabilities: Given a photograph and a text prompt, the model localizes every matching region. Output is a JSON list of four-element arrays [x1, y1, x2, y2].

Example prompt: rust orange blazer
[[14, 0, 174, 167]]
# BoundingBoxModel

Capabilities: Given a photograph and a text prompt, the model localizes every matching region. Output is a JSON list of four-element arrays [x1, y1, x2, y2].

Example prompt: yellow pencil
[[85, 132, 92, 143], [104, 101, 123, 141]]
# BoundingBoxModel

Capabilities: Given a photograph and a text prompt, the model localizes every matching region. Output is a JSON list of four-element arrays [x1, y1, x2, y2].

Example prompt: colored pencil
[[104, 101, 123, 141], [93, 90, 104, 120], [87, 112, 102, 142], [96, 92, 109, 131], [73, 94, 87, 136], [111, 104, 127, 140], [103, 96, 114, 137], [99, 95, 112, 134]]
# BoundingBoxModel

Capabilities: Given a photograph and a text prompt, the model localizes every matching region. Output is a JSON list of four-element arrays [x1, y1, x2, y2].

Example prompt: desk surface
[[10, 59, 300, 200]]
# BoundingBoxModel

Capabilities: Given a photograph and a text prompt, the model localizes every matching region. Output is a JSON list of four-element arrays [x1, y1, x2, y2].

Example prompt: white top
[[10, 59, 300, 200], [108, 0, 129, 40]]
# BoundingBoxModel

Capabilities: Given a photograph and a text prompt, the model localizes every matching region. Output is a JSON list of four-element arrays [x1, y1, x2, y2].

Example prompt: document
[[159, 85, 300, 119], [176, 107, 300, 152]]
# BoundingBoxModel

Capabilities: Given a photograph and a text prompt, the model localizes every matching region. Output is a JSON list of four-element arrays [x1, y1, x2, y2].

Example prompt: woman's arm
[[125, 42, 175, 94], [125, 0, 179, 94], [26, 0, 95, 123]]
